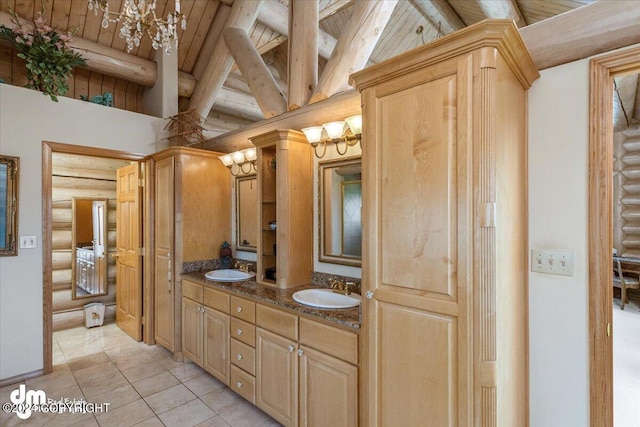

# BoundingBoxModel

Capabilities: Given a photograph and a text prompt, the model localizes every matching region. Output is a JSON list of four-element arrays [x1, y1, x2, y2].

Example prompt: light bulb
[[301, 126, 323, 144], [345, 115, 362, 135], [244, 148, 257, 161], [219, 154, 233, 167], [232, 151, 245, 164]]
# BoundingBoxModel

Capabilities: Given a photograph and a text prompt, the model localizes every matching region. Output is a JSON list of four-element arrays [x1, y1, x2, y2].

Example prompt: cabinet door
[[203, 306, 230, 385], [154, 156, 175, 351], [362, 55, 472, 426], [299, 346, 357, 427], [256, 328, 298, 427], [182, 298, 203, 365]]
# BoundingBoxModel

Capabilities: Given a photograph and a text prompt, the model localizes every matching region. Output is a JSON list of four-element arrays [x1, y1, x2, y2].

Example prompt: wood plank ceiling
[[1, 0, 613, 139]]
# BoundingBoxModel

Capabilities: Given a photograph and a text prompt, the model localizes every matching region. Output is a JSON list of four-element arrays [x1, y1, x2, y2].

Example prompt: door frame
[[589, 46, 640, 427], [42, 141, 147, 374]]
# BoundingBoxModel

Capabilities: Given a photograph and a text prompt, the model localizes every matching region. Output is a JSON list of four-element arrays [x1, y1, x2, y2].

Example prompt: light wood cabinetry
[[250, 130, 313, 288], [181, 278, 230, 385], [350, 21, 539, 426], [229, 296, 257, 403], [150, 147, 230, 356]]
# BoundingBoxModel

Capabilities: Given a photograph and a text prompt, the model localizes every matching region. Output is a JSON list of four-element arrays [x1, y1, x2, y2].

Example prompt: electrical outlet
[[531, 249, 574, 276], [19, 235, 37, 249]]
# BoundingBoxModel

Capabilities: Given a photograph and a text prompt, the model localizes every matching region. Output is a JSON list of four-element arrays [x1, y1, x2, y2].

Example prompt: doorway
[[589, 46, 640, 427], [42, 141, 146, 374]]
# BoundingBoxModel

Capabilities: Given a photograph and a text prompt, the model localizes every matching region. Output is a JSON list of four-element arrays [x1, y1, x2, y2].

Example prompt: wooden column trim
[[588, 45, 640, 427]]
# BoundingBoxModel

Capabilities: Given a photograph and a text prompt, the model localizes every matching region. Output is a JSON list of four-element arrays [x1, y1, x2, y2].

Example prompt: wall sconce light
[[219, 148, 257, 176], [301, 114, 362, 159]]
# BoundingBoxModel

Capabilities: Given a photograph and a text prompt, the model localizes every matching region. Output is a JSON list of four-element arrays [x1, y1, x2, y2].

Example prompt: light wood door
[[362, 56, 472, 426], [203, 306, 230, 385], [116, 163, 142, 341], [182, 298, 203, 365], [256, 327, 298, 427], [154, 156, 174, 351], [299, 345, 358, 427]]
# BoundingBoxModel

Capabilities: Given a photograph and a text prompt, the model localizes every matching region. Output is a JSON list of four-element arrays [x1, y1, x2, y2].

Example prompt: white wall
[[528, 59, 590, 426], [0, 84, 165, 380]]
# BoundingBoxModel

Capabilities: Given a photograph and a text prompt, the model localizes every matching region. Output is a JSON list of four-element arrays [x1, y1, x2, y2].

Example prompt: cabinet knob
[[236, 381, 243, 388], [236, 329, 243, 335], [237, 353, 243, 361], [236, 306, 243, 313], [288, 345, 295, 353], [297, 349, 304, 356], [366, 291, 374, 300]]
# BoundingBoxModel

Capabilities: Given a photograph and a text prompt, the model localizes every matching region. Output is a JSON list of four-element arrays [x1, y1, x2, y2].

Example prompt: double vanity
[[180, 269, 360, 426]]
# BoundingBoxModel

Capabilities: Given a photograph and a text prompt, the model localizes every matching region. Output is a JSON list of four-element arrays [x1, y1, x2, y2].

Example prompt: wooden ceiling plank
[[176, 0, 201, 69], [520, 0, 640, 70], [67, 0, 89, 38], [288, 0, 318, 110], [97, 0, 123, 47], [188, 0, 264, 117], [223, 27, 287, 118], [214, 86, 265, 122], [181, 0, 220, 74], [41, 0, 54, 25], [88, 71, 104, 98], [113, 78, 128, 109], [191, 2, 230, 82], [50, 0, 72, 33], [82, 0, 102, 42], [319, 0, 353, 21], [410, 0, 464, 34], [309, 0, 398, 104]]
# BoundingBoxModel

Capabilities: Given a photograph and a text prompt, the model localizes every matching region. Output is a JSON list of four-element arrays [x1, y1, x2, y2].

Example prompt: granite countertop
[[181, 271, 361, 330]]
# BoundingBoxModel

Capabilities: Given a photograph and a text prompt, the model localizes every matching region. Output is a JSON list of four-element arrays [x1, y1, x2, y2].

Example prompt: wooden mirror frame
[[318, 156, 362, 267], [71, 197, 109, 300], [236, 174, 258, 252], [0, 155, 19, 256]]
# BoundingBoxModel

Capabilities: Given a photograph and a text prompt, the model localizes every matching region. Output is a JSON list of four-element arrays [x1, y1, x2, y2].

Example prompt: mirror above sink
[[319, 157, 362, 267], [236, 174, 257, 252]]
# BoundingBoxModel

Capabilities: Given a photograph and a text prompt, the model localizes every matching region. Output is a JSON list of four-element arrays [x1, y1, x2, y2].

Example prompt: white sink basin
[[292, 288, 361, 309], [205, 269, 256, 282]]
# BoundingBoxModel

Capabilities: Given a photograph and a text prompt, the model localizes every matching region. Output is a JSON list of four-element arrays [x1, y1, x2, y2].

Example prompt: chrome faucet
[[329, 279, 354, 296]]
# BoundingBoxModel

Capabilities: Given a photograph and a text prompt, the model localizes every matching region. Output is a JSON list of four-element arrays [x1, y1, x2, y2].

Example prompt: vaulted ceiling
[[3, 0, 638, 141]]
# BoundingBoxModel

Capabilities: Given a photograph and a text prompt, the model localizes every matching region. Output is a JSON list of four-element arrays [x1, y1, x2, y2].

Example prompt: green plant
[[0, 6, 86, 102]]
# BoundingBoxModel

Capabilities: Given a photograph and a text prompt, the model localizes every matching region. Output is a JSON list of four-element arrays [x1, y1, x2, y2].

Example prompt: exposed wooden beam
[[288, 0, 318, 110], [206, 110, 254, 134], [223, 27, 287, 118], [309, 0, 398, 104], [258, 0, 337, 59], [475, 0, 525, 27], [188, 0, 264, 117], [0, 11, 157, 86], [192, 3, 231, 83], [410, 0, 464, 35], [519, 0, 640, 71], [203, 91, 362, 153], [214, 86, 265, 122]]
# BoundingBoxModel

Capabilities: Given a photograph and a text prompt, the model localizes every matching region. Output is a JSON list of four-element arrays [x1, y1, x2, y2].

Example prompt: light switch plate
[[531, 249, 574, 276], [19, 235, 37, 249]]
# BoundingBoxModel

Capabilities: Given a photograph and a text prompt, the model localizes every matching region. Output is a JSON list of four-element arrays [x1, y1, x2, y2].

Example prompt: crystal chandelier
[[87, 0, 186, 53]]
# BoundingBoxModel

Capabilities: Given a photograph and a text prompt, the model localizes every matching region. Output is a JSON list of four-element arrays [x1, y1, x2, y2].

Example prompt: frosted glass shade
[[232, 151, 245, 164], [345, 115, 362, 135], [219, 154, 233, 167], [302, 126, 324, 144], [244, 148, 257, 161], [323, 121, 345, 139]]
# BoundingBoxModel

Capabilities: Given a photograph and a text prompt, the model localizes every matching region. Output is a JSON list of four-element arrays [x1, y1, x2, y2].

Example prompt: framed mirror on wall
[[319, 157, 362, 267], [0, 155, 19, 256], [236, 175, 257, 252], [71, 197, 108, 299]]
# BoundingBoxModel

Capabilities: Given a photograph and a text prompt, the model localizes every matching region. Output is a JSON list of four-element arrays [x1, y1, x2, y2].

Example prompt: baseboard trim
[[0, 369, 44, 388]]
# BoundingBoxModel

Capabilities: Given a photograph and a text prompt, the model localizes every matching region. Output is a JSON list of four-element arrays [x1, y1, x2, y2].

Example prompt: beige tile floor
[[1, 323, 281, 427]]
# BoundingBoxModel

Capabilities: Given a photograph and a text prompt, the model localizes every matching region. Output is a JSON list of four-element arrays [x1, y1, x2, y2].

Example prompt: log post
[[287, 0, 318, 110]]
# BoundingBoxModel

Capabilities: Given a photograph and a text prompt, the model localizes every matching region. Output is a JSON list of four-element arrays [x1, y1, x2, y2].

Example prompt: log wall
[[51, 153, 131, 331], [0, 46, 145, 113], [613, 124, 640, 304]]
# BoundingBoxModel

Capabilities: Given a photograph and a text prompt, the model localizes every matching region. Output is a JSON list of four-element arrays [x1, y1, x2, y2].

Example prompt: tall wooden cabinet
[[250, 130, 312, 288], [150, 147, 231, 356], [350, 20, 539, 426]]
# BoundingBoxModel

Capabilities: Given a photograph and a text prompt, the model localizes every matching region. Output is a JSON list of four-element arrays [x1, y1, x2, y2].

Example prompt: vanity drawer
[[182, 279, 203, 303], [231, 317, 256, 347], [204, 287, 229, 313], [256, 304, 298, 341], [230, 338, 255, 375], [299, 317, 358, 365], [230, 296, 255, 323], [230, 365, 255, 404]]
